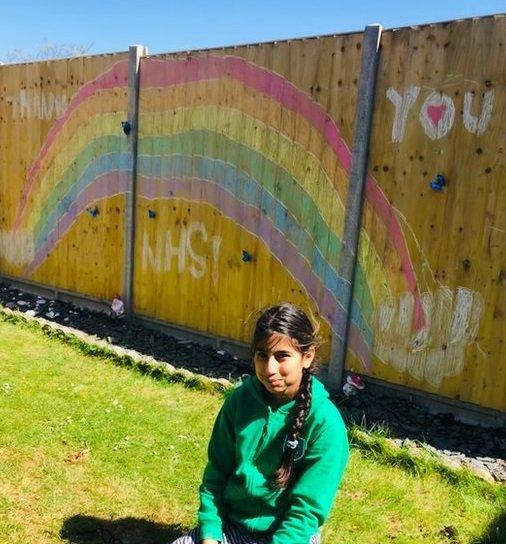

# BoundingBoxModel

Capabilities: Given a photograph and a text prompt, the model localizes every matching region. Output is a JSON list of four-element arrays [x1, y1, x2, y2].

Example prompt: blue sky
[[0, 0, 504, 60]]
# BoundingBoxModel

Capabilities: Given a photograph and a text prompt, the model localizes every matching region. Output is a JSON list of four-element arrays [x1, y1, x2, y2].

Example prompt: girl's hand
[[200, 540, 220, 544]]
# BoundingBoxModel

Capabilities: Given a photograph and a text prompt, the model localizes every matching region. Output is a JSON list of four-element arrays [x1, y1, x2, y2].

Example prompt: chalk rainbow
[[13, 55, 424, 369]]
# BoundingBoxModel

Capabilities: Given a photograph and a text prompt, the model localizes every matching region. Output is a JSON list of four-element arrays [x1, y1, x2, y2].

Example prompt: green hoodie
[[198, 375, 349, 543]]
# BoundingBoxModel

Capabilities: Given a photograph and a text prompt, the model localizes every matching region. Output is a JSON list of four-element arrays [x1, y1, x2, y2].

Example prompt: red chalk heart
[[427, 103, 446, 127]]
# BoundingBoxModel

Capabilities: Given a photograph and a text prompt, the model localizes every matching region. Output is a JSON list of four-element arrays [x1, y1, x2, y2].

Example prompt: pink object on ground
[[111, 296, 125, 317], [346, 373, 365, 390]]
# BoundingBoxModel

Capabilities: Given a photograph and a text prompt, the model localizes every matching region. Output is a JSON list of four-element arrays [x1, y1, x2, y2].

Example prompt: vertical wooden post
[[328, 24, 382, 390], [123, 44, 148, 317]]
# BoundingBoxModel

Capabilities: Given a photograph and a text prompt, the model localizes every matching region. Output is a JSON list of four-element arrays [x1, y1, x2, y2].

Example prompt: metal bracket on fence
[[327, 24, 383, 391]]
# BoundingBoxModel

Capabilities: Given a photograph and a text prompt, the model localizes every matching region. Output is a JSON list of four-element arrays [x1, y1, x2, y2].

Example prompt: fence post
[[327, 24, 382, 390], [123, 44, 148, 317]]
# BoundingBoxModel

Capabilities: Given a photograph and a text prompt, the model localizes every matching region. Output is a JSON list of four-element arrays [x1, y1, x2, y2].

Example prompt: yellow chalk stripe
[[140, 106, 390, 306], [139, 79, 349, 203], [24, 111, 126, 225], [23, 87, 127, 210]]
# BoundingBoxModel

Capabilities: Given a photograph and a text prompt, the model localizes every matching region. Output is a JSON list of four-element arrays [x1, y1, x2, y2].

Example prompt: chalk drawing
[[419, 91, 455, 140], [386, 86, 420, 143], [387, 86, 494, 141], [211, 235, 222, 286], [0, 229, 34, 267], [463, 90, 494, 136], [373, 287, 484, 387], [186, 221, 207, 279], [7, 90, 68, 120], [141, 220, 222, 282]]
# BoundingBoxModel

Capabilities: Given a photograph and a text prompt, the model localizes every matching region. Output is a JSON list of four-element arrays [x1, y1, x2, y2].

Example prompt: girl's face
[[253, 332, 315, 403]]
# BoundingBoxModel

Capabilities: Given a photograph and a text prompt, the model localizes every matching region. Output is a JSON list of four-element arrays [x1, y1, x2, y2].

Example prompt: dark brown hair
[[252, 303, 319, 489]]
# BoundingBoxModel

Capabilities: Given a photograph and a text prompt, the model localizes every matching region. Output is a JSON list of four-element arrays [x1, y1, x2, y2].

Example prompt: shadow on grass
[[472, 508, 506, 544], [60, 514, 187, 544]]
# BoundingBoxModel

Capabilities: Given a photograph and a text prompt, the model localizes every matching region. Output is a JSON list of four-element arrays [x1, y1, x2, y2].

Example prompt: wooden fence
[[0, 14, 504, 413]]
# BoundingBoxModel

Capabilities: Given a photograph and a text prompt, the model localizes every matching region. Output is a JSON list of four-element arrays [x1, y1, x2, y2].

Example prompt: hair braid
[[272, 367, 313, 489]]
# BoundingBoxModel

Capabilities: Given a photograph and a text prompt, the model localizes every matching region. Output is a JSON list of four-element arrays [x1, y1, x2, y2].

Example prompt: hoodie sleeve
[[270, 410, 349, 544], [198, 393, 236, 542]]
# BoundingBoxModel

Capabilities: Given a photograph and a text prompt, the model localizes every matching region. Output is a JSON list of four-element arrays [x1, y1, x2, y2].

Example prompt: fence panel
[[133, 35, 365, 359], [0, 52, 129, 301], [350, 15, 505, 411]]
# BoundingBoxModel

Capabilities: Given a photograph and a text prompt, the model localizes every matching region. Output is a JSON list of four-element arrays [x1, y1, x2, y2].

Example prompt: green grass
[[0, 318, 504, 544]]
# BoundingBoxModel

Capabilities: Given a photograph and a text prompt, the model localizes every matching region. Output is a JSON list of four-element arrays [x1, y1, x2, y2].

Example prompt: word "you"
[[387, 86, 494, 142]]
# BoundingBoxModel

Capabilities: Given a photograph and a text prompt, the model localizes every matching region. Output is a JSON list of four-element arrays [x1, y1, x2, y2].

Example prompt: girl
[[171, 303, 349, 544]]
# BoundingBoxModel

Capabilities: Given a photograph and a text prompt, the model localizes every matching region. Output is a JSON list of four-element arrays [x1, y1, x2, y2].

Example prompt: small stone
[[441, 457, 462, 471], [489, 466, 506, 482], [25, 310, 37, 317], [213, 377, 232, 388], [438, 526, 458, 539], [469, 466, 495, 484], [385, 438, 400, 449], [17, 300, 28, 306], [468, 458, 487, 470]]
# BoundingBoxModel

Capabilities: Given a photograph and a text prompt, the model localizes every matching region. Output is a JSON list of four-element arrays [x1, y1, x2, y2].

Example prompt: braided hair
[[252, 303, 319, 489]]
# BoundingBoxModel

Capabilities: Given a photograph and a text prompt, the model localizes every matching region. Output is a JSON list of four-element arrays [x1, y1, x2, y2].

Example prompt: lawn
[[0, 318, 504, 543]]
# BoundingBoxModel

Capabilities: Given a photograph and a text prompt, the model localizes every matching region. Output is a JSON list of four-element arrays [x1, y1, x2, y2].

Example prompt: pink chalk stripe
[[20, 52, 422, 331], [27, 171, 128, 275], [137, 174, 372, 370], [15, 60, 129, 230], [364, 175, 423, 328], [142, 56, 422, 327], [142, 56, 352, 172]]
